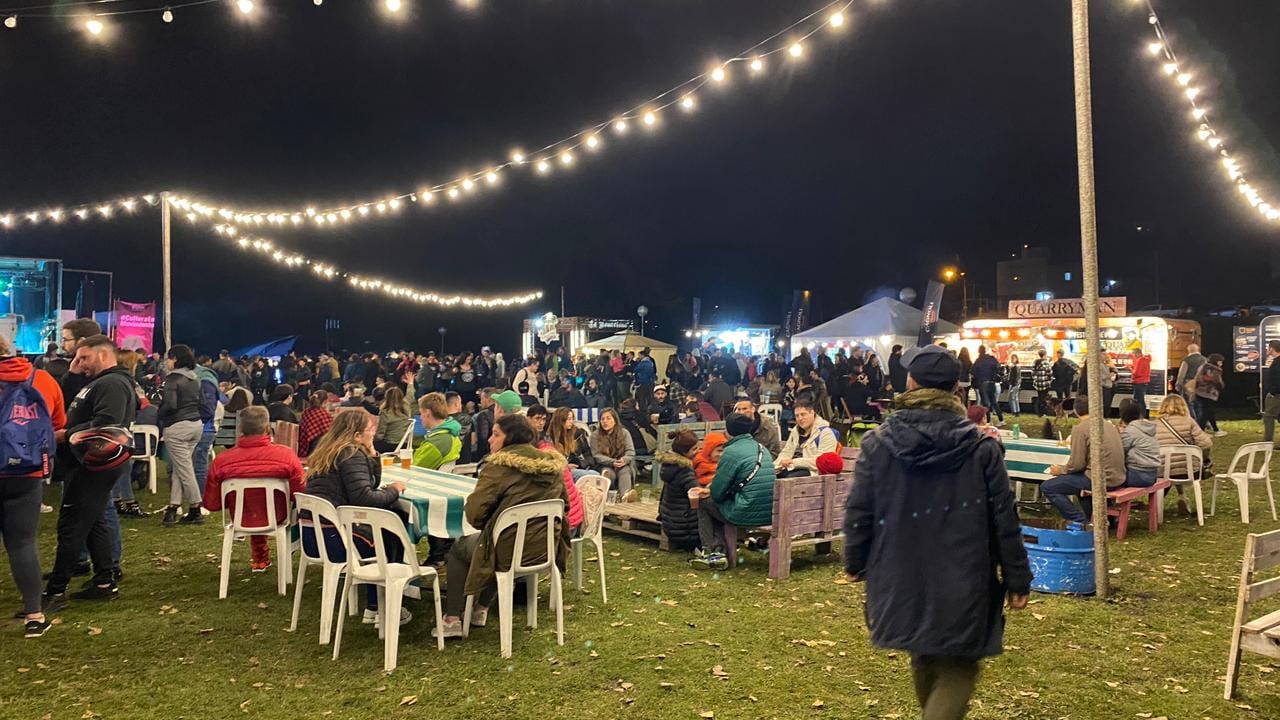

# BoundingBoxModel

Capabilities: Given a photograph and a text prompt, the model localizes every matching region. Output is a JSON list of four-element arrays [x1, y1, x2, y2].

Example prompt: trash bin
[[1022, 520, 1095, 595]]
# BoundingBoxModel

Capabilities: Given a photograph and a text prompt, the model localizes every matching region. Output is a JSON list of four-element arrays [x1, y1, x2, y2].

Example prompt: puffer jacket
[[304, 446, 400, 510], [1121, 419, 1163, 472], [693, 432, 727, 487], [158, 367, 203, 429], [844, 388, 1031, 659], [463, 443, 570, 595], [536, 440, 583, 531], [776, 416, 840, 473], [1154, 413, 1212, 477], [657, 452, 700, 550], [204, 435, 306, 528], [709, 433, 776, 527]]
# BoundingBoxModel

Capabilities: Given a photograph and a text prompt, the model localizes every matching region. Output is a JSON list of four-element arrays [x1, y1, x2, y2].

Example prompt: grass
[[4, 419, 1280, 720]]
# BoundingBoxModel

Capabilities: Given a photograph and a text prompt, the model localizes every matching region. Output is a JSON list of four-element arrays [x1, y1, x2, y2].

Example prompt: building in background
[[996, 247, 1082, 307]]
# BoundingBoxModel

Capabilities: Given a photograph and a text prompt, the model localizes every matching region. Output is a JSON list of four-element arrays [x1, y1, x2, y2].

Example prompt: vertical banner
[[114, 300, 157, 354], [917, 281, 945, 346]]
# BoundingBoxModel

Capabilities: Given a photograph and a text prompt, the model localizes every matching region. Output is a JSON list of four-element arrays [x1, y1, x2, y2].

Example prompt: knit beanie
[[725, 412, 753, 438], [815, 452, 844, 476], [669, 429, 698, 456]]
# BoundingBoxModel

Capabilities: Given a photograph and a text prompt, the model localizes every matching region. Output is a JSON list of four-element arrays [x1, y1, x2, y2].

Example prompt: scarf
[[893, 387, 966, 416]]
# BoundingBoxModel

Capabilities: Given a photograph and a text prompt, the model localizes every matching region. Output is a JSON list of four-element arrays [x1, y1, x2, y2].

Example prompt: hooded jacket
[[844, 388, 1031, 659], [204, 434, 306, 528], [776, 416, 839, 472], [194, 364, 224, 432], [65, 364, 138, 438], [657, 451, 701, 550], [0, 356, 67, 478], [1122, 419, 1163, 472], [413, 417, 462, 470], [463, 443, 570, 595], [693, 432, 727, 487], [709, 433, 776, 527], [158, 367, 203, 429]]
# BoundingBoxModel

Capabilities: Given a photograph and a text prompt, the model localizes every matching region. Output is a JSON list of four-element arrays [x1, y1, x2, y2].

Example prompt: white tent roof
[[794, 297, 961, 341], [579, 331, 677, 352]]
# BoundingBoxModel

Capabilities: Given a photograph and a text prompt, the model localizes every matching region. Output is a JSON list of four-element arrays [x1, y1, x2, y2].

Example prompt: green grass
[[5, 419, 1280, 719]]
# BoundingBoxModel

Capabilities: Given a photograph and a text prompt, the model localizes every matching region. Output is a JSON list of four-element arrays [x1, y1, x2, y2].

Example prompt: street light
[[636, 305, 649, 337], [941, 267, 968, 319], [437, 326, 447, 354]]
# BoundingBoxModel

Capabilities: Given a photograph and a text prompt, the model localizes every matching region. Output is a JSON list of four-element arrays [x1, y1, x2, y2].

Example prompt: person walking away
[[1175, 343, 1207, 424], [633, 348, 658, 413], [657, 430, 702, 552], [1262, 341, 1280, 448], [203, 406, 305, 572], [1193, 353, 1227, 436], [1, 336, 64, 636], [1041, 395, 1127, 523], [43, 335, 139, 613], [956, 347, 974, 405], [887, 345, 908, 396], [1117, 399, 1161, 489], [1031, 350, 1053, 416], [1006, 355, 1023, 416], [157, 345, 207, 527], [843, 344, 1031, 720], [774, 401, 839, 477], [692, 413, 775, 570], [1051, 350, 1078, 404], [1129, 347, 1152, 419], [970, 346, 1004, 424]]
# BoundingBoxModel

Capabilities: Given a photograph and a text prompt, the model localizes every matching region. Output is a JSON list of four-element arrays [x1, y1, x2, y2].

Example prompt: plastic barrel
[[1022, 523, 1095, 595]]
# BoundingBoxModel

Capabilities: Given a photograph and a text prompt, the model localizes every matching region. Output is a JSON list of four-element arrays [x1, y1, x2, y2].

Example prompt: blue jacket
[[971, 354, 1002, 384], [709, 434, 776, 527], [194, 365, 224, 433], [634, 357, 657, 385]]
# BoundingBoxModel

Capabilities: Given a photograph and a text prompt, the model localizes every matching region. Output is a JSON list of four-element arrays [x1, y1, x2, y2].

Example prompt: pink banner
[[114, 300, 156, 354]]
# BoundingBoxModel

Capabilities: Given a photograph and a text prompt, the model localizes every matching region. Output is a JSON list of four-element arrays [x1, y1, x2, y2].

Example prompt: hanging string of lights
[[1140, 0, 1279, 223], [209, 223, 544, 308], [1, 0, 855, 231]]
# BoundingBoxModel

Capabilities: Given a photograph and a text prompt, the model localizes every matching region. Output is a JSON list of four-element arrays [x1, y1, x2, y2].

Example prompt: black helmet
[[69, 426, 135, 472]]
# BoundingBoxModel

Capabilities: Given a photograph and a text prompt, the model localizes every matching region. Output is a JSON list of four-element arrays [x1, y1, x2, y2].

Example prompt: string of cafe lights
[[1, 0, 475, 33], [1139, 0, 1279, 223], [1, 0, 856, 231], [209, 223, 544, 308]]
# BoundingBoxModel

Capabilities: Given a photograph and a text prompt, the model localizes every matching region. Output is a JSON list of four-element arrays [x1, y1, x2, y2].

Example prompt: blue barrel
[[1022, 523, 1095, 595]]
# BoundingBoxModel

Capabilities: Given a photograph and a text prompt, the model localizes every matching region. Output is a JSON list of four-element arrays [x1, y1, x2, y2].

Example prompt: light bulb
[[4, 15, 16, 29], [237, 0, 254, 15], [1208, 137, 1222, 148], [85, 19, 104, 35], [536, 160, 551, 174], [388, 198, 401, 209], [585, 134, 600, 149], [613, 119, 628, 134], [750, 56, 764, 73], [829, 11, 845, 28], [419, 189, 434, 202], [1162, 63, 1176, 75], [711, 66, 726, 83], [314, 0, 323, 5], [162, 8, 173, 23], [1185, 87, 1200, 100], [385, 0, 402, 12], [462, 178, 475, 191], [681, 94, 695, 111], [448, 187, 461, 198], [510, 151, 525, 163], [560, 151, 574, 165], [1177, 73, 1192, 86], [486, 171, 498, 184], [357, 206, 369, 216], [643, 111, 657, 126], [1147, 42, 1162, 55], [789, 42, 804, 58], [1192, 108, 1206, 120]]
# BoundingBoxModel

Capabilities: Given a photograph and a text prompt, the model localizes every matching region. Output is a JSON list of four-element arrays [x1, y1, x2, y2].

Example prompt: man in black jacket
[[845, 345, 1030, 720], [970, 345, 1005, 424], [44, 335, 139, 612]]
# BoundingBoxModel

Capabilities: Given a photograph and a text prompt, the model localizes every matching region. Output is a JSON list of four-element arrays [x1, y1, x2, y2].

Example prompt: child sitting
[[1117, 398, 1161, 488], [966, 405, 1003, 440], [693, 432, 728, 487], [657, 430, 702, 551]]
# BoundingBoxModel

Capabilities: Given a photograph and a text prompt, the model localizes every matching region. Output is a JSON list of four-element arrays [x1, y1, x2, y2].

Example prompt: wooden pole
[[1071, 0, 1110, 597], [160, 191, 173, 352]]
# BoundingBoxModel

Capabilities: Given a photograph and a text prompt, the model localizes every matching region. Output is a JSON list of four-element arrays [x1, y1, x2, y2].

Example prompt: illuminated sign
[[1008, 297, 1126, 319]]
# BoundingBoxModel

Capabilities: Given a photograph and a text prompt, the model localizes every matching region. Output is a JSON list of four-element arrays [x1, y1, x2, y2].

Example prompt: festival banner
[[917, 281, 945, 346], [114, 300, 156, 354]]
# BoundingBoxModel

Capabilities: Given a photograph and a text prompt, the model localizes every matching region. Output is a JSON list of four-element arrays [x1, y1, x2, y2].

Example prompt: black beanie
[[725, 412, 753, 438]]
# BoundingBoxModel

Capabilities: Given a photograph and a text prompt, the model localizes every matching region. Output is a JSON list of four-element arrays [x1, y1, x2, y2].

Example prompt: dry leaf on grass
[[710, 665, 730, 679], [87, 627, 103, 636], [399, 696, 418, 706], [812, 699, 825, 708], [699, 712, 714, 719]]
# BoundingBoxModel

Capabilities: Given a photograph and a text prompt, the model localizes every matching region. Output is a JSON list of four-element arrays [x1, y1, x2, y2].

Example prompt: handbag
[[1158, 416, 1211, 470]]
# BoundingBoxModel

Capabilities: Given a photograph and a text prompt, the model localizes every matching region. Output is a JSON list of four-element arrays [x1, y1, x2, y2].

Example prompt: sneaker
[[691, 550, 728, 570], [80, 569, 123, 591], [251, 560, 272, 573], [470, 607, 488, 628], [71, 583, 118, 601], [160, 506, 179, 527], [118, 502, 150, 518], [40, 504, 53, 514], [24, 617, 51, 638], [362, 607, 412, 626], [432, 616, 465, 639], [1214, 430, 1228, 438], [178, 506, 204, 525], [41, 592, 68, 615]]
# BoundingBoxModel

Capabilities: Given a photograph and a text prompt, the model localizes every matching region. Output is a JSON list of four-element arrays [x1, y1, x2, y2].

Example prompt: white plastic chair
[[290, 493, 356, 645], [132, 424, 161, 494], [331, 506, 445, 672], [462, 499, 565, 659], [393, 423, 414, 454], [758, 404, 783, 431], [1159, 444, 1205, 526], [571, 475, 610, 604], [218, 478, 294, 599], [1212, 442, 1277, 524]]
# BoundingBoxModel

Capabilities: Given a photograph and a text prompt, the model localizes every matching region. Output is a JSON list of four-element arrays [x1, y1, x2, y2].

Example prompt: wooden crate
[[602, 501, 669, 550]]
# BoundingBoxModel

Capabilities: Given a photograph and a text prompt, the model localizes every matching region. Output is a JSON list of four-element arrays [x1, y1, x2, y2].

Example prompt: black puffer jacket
[[157, 367, 202, 429], [304, 447, 400, 510], [844, 388, 1031, 659], [657, 452, 700, 551]]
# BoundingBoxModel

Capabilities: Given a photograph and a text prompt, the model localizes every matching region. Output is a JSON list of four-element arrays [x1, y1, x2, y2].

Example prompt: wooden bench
[[601, 500, 667, 550], [1226, 529, 1280, 699], [723, 469, 855, 580], [1081, 480, 1171, 540]]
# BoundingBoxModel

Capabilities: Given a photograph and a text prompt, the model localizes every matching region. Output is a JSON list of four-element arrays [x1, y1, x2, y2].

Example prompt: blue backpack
[[1, 373, 55, 477]]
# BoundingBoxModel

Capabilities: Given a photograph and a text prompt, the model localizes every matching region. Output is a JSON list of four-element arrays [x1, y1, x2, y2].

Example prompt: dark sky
[[2, 0, 1278, 356]]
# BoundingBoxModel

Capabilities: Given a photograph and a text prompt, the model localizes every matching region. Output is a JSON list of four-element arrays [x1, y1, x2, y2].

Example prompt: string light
[[385, 0, 402, 13], [3, 1, 856, 230], [1140, 0, 1279, 222], [161, 8, 174, 23], [212, 224, 542, 308], [4, 16, 16, 29], [237, 0, 255, 16], [829, 10, 845, 28], [85, 18, 104, 36]]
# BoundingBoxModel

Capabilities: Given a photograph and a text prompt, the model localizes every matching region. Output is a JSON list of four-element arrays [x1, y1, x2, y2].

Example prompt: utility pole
[[1071, 0, 1110, 597], [160, 191, 172, 352]]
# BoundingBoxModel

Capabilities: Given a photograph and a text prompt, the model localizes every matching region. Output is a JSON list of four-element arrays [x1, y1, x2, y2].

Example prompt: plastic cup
[[381, 454, 394, 467], [687, 487, 702, 509], [398, 449, 412, 469], [607, 491, 619, 505]]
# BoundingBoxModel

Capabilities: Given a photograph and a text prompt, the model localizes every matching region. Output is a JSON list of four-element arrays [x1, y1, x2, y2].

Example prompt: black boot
[[178, 503, 204, 525], [160, 505, 179, 527]]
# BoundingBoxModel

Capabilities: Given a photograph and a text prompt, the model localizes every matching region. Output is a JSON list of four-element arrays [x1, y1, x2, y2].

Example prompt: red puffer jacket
[[537, 439, 583, 530], [204, 435, 305, 528]]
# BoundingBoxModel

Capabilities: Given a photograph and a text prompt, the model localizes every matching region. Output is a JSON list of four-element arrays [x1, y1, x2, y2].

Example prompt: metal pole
[[560, 285, 566, 318], [1071, 0, 1110, 598], [161, 191, 173, 352]]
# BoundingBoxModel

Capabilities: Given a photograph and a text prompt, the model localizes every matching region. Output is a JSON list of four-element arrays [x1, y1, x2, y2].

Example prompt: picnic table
[[1001, 434, 1072, 502], [382, 465, 479, 541]]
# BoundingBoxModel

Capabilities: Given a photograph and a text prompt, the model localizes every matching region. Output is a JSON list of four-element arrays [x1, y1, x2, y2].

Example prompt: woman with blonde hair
[[302, 410, 411, 626], [590, 408, 635, 494], [1154, 393, 1213, 513], [549, 407, 592, 479]]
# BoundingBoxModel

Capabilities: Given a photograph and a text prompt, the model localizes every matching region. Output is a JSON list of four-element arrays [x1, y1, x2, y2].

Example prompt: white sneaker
[[1214, 430, 1228, 437], [470, 607, 488, 627], [432, 617, 465, 639], [40, 504, 53, 514], [362, 607, 412, 626]]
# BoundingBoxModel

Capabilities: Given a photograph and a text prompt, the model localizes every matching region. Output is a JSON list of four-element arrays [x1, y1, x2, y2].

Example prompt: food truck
[[958, 300, 1200, 410]]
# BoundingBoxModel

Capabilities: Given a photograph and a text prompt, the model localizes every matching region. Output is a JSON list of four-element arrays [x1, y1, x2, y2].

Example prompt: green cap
[[492, 390, 523, 414]]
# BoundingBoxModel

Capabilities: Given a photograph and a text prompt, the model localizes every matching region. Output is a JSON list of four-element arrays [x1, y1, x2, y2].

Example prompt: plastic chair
[[462, 499, 565, 659], [290, 493, 357, 645], [1213, 442, 1277, 524], [132, 424, 161, 494], [570, 475, 610, 604], [331, 506, 445, 672], [1158, 445, 1204, 526], [758, 404, 783, 441], [393, 423, 414, 454], [218, 478, 294, 599]]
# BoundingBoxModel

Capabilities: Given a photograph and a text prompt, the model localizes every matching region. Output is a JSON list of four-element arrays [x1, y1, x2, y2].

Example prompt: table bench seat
[[1082, 480, 1172, 540]]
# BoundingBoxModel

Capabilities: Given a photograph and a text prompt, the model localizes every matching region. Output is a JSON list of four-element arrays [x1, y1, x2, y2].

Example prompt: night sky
[[2, 0, 1278, 357]]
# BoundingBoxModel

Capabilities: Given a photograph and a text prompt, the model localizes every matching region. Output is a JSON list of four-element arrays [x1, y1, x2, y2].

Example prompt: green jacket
[[709, 433, 777, 527], [374, 409, 414, 449], [413, 417, 462, 470]]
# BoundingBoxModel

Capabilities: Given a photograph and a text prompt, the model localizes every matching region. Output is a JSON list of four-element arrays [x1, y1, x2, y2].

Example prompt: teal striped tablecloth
[[382, 465, 479, 541], [1002, 436, 1073, 482]]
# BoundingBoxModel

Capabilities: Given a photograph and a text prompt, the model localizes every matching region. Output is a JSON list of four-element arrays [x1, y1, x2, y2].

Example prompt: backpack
[[1, 373, 55, 477]]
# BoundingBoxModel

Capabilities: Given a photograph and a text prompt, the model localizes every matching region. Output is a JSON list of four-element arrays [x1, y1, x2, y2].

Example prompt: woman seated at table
[[549, 407, 593, 480], [372, 385, 413, 454], [435, 414, 570, 639], [591, 408, 636, 495], [301, 411, 410, 626], [1153, 394, 1213, 513]]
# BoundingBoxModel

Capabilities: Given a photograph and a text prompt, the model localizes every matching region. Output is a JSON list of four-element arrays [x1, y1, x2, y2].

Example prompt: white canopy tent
[[790, 297, 961, 362], [579, 331, 678, 381]]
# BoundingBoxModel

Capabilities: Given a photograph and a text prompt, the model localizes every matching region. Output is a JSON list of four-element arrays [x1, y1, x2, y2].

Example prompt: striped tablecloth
[[382, 465, 479, 541], [1002, 436, 1073, 482]]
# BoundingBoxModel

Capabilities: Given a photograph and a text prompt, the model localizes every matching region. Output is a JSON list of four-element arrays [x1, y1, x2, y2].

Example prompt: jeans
[[113, 459, 136, 503], [911, 655, 981, 720], [1008, 386, 1021, 415], [78, 490, 123, 573], [301, 522, 402, 610], [164, 420, 205, 507], [1, 478, 45, 614], [1042, 472, 1094, 522], [1035, 390, 1051, 416], [47, 466, 123, 594], [696, 495, 729, 554], [193, 428, 217, 498], [569, 468, 594, 481], [1132, 385, 1147, 419], [1126, 467, 1157, 488], [1199, 396, 1220, 432], [444, 534, 497, 616], [979, 382, 1003, 422], [1264, 394, 1280, 445]]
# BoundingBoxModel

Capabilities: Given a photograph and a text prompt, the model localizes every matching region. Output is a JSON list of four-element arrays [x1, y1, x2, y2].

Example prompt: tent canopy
[[579, 331, 677, 381], [232, 335, 297, 359], [791, 298, 960, 358]]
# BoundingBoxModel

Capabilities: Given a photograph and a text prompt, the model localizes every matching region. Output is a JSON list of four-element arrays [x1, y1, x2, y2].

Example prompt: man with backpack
[[44, 335, 139, 613], [1, 335, 64, 637]]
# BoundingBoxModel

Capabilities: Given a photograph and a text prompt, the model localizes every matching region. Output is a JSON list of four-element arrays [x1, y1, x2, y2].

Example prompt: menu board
[[1234, 326, 1261, 373]]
